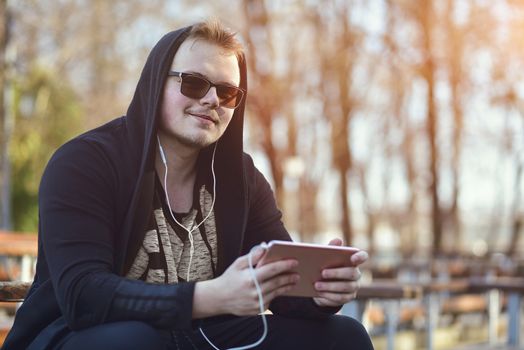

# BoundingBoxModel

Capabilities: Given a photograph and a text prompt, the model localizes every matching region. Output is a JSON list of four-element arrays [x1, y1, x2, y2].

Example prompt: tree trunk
[[421, 0, 442, 256], [332, 111, 353, 245], [507, 151, 523, 256], [241, 0, 286, 206], [339, 166, 352, 245], [446, 0, 464, 255]]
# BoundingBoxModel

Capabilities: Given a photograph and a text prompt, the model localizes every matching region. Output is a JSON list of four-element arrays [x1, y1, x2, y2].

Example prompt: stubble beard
[[171, 128, 219, 150]]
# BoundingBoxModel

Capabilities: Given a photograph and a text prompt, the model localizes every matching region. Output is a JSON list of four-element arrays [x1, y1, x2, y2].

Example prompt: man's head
[[158, 19, 245, 151]]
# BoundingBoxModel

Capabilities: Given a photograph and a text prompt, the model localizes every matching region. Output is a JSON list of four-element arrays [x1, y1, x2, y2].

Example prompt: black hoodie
[[2, 25, 337, 350]]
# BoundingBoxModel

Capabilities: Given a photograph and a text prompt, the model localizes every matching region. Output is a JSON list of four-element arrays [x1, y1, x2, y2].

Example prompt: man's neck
[[155, 136, 201, 213], [156, 139, 199, 184]]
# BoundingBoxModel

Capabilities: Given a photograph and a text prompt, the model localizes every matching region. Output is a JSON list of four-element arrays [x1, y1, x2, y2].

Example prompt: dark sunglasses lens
[[181, 75, 210, 99], [180, 74, 243, 108], [217, 87, 242, 108]]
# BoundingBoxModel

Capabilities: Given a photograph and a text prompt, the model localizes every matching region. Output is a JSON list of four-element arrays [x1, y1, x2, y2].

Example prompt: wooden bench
[[347, 277, 524, 350], [0, 281, 32, 302], [0, 281, 32, 345], [0, 231, 38, 346], [341, 280, 425, 350], [0, 231, 38, 282], [467, 277, 524, 347]]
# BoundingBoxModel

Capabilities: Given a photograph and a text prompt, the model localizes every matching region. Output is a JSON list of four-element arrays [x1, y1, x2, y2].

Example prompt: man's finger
[[321, 266, 361, 280], [350, 250, 369, 265], [263, 283, 296, 306], [235, 246, 266, 269], [327, 238, 343, 246], [260, 273, 299, 295], [256, 259, 298, 282], [314, 280, 359, 293], [315, 291, 357, 305]]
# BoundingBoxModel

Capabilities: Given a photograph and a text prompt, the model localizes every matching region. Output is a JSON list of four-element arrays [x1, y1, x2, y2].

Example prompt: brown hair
[[188, 18, 244, 60]]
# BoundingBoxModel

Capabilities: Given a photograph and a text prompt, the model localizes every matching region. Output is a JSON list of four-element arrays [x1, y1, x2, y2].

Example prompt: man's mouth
[[189, 113, 217, 124]]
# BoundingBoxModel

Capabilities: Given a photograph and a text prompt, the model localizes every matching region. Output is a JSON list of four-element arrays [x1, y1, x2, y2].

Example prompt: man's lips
[[189, 112, 217, 123]]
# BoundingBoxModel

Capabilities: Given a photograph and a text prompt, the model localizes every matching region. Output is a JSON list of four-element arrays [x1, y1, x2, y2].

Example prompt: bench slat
[[0, 232, 38, 257], [0, 281, 31, 301]]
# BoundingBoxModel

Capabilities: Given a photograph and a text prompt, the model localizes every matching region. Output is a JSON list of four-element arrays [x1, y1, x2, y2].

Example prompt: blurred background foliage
[[9, 68, 83, 231], [0, 0, 523, 263]]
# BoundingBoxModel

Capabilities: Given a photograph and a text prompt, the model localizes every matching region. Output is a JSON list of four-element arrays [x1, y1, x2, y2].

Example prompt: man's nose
[[200, 87, 220, 108]]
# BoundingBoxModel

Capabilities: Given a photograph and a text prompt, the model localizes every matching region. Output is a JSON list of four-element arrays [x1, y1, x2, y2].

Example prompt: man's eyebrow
[[185, 70, 238, 87]]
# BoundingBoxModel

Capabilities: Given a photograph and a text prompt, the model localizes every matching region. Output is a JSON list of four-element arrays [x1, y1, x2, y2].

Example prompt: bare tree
[[442, 0, 467, 253], [311, 2, 361, 245], [241, 0, 287, 205], [419, 0, 444, 256], [507, 147, 523, 257], [380, 0, 421, 257]]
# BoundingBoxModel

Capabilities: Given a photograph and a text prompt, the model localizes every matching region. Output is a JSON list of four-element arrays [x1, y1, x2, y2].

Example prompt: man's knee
[[60, 321, 165, 350], [264, 314, 373, 349], [111, 321, 165, 349], [329, 314, 367, 332], [325, 315, 374, 349]]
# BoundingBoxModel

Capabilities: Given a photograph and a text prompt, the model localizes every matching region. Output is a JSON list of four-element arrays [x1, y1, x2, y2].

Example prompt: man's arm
[[40, 140, 194, 330]]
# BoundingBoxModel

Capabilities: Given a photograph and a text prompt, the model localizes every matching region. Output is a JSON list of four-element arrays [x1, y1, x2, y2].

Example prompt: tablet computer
[[257, 240, 359, 297]]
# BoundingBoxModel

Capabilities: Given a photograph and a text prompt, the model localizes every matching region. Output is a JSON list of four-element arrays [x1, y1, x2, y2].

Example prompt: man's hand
[[193, 246, 299, 318], [313, 238, 368, 308]]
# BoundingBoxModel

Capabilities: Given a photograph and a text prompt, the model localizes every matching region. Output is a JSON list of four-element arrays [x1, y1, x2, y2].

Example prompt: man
[[3, 19, 374, 349]]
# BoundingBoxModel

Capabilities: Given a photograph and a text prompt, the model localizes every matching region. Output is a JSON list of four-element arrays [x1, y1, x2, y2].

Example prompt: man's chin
[[178, 134, 218, 149], [160, 129, 221, 150]]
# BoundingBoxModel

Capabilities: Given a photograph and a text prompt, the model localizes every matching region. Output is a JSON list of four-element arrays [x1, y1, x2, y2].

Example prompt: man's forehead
[[170, 38, 240, 84]]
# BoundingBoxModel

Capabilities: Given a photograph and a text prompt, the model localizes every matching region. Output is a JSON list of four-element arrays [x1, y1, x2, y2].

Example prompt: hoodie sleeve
[[241, 154, 341, 319], [39, 139, 194, 331]]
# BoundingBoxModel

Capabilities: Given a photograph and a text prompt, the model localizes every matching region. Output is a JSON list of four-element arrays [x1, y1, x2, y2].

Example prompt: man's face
[[158, 38, 240, 150]]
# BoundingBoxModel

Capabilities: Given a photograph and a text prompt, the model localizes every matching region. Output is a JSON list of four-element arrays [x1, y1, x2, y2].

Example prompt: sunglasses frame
[[168, 71, 245, 109]]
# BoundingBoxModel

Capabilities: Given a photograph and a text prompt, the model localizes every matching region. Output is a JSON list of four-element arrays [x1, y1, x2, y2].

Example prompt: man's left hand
[[313, 238, 368, 307]]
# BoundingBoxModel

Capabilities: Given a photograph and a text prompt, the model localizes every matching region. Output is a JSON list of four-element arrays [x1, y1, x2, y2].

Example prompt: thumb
[[249, 245, 267, 266], [327, 238, 343, 246], [236, 245, 266, 269]]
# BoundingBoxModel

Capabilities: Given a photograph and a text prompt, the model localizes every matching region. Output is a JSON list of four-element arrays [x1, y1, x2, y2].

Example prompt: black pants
[[57, 315, 374, 350]]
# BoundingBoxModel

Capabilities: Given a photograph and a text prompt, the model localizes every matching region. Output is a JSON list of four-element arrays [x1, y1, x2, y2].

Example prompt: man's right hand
[[192, 246, 299, 318]]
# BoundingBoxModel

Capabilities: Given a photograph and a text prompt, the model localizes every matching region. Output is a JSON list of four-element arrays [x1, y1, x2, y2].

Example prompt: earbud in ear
[[157, 136, 167, 164]]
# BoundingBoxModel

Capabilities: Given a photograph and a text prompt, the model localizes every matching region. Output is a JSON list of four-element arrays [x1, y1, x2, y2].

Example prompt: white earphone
[[158, 141, 167, 164]]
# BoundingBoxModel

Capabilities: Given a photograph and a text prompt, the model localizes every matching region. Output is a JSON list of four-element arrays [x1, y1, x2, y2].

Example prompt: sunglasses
[[168, 71, 245, 109]]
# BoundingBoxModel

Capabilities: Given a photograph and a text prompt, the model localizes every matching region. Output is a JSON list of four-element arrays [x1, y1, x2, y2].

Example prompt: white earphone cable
[[198, 245, 268, 350], [157, 136, 268, 349], [158, 136, 217, 282]]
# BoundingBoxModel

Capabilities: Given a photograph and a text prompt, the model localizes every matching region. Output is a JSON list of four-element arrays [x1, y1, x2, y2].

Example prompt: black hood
[[118, 25, 249, 274]]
